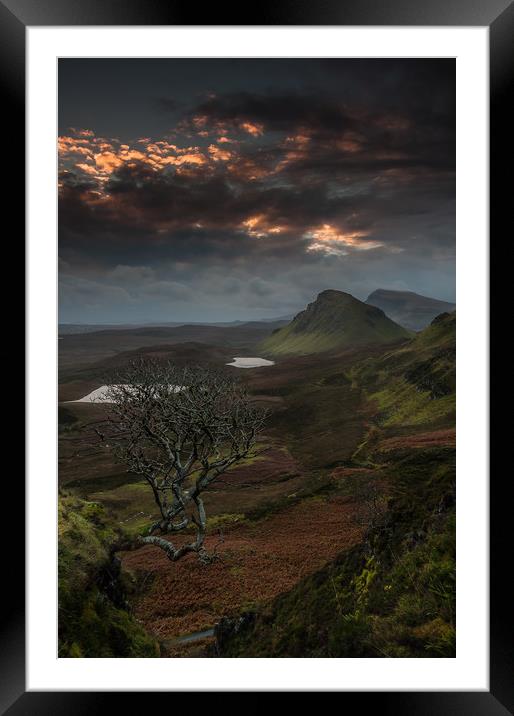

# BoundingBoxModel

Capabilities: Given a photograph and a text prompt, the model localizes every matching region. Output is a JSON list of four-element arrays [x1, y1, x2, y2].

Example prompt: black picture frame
[[6, 0, 511, 711]]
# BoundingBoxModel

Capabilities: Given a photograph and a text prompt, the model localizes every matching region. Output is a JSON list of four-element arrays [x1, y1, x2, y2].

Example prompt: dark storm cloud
[[189, 90, 357, 134], [58, 59, 455, 322], [154, 97, 180, 112]]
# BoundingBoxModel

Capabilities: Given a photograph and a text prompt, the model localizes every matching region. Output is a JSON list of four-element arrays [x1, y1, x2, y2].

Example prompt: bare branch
[[95, 358, 267, 564]]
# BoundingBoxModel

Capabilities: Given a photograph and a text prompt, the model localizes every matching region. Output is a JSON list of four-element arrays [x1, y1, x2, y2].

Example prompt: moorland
[[58, 289, 456, 658]]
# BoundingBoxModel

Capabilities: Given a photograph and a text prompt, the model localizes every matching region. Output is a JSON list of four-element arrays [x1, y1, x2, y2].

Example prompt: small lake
[[70, 384, 184, 403], [70, 384, 129, 403], [68, 362, 274, 402], [226, 356, 275, 369]]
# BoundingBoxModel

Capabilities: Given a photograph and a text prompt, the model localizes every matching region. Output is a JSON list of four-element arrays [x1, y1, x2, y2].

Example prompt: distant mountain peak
[[366, 289, 455, 332], [262, 290, 410, 356], [368, 288, 418, 299], [316, 288, 356, 301]]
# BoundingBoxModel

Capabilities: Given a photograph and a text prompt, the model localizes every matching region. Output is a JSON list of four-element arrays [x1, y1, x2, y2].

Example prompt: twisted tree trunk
[[99, 360, 266, 565]]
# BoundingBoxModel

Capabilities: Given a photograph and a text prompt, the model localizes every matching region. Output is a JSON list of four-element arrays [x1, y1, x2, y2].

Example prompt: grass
[[206, 513, 247, 530], [261, 289, 412, 357], [217, 314, 456, 658], [369, 379, 455, 428], [268, 371, 367, 470], [219, 447, 455, 658], [79, 441, 276, 534], [349, 312, 456, 431], [88, 481, 158, 535], [262, 326, 346, 356], [58, 494, 159, 657], [58, 310, 456, 657], [262, 312, 410, 357]]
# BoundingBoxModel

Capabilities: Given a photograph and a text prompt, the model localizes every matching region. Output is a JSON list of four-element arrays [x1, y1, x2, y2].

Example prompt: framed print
[[6, 0, 512, 710]]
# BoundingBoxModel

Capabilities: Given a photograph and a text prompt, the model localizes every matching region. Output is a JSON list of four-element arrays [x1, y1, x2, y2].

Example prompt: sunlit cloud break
[[305, 224, 383, 256], [58, 58, 456, 322]]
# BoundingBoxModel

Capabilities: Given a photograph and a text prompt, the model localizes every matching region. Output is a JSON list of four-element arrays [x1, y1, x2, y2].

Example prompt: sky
[[58, 58, 455, 323]]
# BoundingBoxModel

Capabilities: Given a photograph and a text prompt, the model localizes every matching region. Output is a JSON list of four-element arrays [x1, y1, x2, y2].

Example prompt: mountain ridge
[[261, 289, 412, 356], [366, 289, 455, 331]]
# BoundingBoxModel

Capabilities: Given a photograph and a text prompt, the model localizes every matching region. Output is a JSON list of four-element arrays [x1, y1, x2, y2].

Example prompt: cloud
[[58, 60, 456, 321], [59, 274, 133, 311], [304, 224, 383, 256]]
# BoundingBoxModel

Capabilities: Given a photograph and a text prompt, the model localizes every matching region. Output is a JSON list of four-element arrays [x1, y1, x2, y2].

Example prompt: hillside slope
[[350, 310, 455, 430], [59, 495, 159, 657], [217, 312, 456, 658], [261, 290, 411, 356], [366, 289, 455, 331]]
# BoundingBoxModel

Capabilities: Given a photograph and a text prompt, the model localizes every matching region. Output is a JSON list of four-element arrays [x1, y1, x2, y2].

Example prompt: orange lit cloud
[[58, 135, 94, 153], [75, 162, 99, 176], [274, 131, 312, 172], [242, 215, 287, 238], [93, 151, 125, 173], [74, 128, 95, 138], [208, 144, 232, 162], [159, 152, 207, 167], [186, 114, 263, 140], [59, 130, 212, 184], [305, 224, 381, 255], [240, 121, 264, 137]]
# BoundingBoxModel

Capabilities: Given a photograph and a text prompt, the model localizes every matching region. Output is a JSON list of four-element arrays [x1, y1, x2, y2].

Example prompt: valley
[[55, 53, 460, 668], [58, 290, 456, 658], [58, 320, 287, 375]]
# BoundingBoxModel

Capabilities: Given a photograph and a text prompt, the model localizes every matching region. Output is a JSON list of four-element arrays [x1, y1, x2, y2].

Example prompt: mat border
[[7, 0, 511, 710]]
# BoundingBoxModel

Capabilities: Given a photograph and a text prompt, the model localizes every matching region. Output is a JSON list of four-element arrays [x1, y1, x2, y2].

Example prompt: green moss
[[369, 379, 455, 427], [348, 311, 456, 431], [261, 327, 345, 355], [59, 494, 159, 658], [206, 513, 246, 530], [220, 448, 455, 659], [68, 642, 83, 658], [351, 556, 377, 604]]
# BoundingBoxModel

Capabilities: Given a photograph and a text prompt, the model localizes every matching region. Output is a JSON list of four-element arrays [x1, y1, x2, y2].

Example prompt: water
[[70, 385, 122, 403], [226, 356, 275, 369], [70, 384, 183, 403], [175, 628, 215, 644], [69, 360, 275, 402]]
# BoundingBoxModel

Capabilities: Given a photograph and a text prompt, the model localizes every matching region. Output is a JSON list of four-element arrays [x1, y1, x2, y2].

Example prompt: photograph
[[57, 57, 457, 659]]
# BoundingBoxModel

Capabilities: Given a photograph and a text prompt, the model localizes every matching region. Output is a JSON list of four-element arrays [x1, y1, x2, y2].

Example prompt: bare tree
[[99, 360, 266, 564]]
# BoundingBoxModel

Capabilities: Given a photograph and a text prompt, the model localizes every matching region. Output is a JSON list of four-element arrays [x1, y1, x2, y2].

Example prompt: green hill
[[261, 290, 411, 356], [217, 312, 456, 658], [350, 310, 456, 429]]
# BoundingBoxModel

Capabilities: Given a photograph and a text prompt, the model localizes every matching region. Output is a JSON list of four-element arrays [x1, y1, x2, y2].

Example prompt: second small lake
[[226, 357, 275, 369]]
